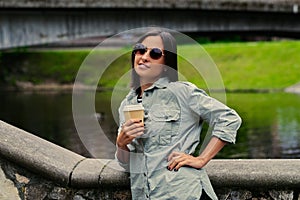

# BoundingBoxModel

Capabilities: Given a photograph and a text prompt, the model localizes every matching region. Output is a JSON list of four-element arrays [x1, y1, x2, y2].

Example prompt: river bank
[[1, 40, 300, 92], [2, 80, 300, 94]]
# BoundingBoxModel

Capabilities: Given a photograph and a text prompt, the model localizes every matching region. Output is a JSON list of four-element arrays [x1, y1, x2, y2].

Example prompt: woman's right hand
[[116, 119, 144, 150]]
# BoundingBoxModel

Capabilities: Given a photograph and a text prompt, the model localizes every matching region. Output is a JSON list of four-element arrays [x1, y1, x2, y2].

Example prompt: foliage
[[0, 50, 88, 84]]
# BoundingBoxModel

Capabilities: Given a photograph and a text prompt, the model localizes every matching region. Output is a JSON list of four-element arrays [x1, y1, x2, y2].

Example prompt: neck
[[139, 82, 153, 96], [139, 76, 163, 96]]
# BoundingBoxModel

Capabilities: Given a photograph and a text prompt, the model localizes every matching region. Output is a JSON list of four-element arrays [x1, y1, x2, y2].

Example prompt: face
[[133, 36, 165, 85]]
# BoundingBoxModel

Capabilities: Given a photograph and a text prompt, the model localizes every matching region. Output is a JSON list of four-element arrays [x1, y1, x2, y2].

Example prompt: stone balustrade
[[0, 120, 299, 199]]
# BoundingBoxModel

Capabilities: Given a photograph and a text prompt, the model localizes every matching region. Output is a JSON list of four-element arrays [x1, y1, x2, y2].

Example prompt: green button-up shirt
[[117, 77, 242, 200]]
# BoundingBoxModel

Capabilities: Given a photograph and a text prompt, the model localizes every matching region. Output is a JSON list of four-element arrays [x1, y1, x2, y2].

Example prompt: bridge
[[1, 0, 300, 49]]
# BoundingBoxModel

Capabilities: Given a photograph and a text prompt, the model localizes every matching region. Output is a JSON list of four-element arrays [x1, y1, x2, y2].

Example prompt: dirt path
[[285, 82, 300, 94]]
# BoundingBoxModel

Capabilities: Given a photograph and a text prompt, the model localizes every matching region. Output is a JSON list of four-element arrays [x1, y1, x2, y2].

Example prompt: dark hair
[[131, 30, 178, 92]]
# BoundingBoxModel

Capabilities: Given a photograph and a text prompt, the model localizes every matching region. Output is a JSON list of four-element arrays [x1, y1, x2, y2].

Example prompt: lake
[[0, 90, 299, 159]]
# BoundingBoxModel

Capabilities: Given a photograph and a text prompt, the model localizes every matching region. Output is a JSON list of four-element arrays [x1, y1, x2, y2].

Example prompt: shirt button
[[164, 115, 168, 119], [145, 93, 149, 97]]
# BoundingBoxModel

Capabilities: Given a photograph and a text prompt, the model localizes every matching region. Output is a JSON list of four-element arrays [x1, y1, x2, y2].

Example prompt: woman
[[116, 30, 242, 200]]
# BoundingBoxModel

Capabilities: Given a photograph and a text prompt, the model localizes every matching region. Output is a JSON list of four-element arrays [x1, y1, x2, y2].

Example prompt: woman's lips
[[138, 64, 150, 70]]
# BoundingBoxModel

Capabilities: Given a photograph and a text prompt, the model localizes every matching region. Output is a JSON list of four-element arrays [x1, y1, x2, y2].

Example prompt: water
[[0, 90, 300, 159]]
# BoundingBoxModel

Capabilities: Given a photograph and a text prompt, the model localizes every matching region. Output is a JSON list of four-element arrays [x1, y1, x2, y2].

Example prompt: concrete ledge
[[70, 158, 130, 188], [98, 159, 130, 189], [70, 159, 107, 188], [206, 159, 300, 189], [1, 120, 300, 191], [0, 120, 85, 186]]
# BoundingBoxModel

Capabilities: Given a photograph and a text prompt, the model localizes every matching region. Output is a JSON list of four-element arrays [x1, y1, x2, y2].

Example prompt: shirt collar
[[126, 77, 170, 101], [145, 76, 170, 91]]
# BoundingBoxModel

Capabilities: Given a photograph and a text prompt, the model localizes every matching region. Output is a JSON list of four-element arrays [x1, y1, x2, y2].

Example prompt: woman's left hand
[[167, 152, 208, 171]]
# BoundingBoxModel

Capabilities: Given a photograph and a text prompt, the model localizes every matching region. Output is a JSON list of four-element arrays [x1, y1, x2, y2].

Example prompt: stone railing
[[0, 120, 299, 199]]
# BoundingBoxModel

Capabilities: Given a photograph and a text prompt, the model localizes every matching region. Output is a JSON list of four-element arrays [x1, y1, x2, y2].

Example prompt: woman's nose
[[141, 49, 150, 61]]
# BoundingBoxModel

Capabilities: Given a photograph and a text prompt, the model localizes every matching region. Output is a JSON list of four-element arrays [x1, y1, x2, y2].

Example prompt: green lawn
[[1, 40, 300, 91], [202, 41, 300, 90]]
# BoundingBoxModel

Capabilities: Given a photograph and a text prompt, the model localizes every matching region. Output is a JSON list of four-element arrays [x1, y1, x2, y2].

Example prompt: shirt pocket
[[149, 104, 180, 146], [151, 108, 180, 122]]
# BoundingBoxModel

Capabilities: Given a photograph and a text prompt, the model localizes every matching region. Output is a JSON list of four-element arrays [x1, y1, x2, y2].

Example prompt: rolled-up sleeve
[[188, 86, 242, 144]]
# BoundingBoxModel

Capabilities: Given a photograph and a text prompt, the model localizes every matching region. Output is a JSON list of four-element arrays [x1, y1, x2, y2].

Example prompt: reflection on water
[[222, 92, 300, 159], [0, 90, 299, 159], [277, 107, 300, 158]]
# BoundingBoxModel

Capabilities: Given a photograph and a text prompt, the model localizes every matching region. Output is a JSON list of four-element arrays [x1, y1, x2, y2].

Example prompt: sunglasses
[[133, 43, 164, 60]]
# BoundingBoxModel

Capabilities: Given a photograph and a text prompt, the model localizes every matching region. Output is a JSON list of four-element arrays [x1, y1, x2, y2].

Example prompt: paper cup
[[123, 104, 144, 122]]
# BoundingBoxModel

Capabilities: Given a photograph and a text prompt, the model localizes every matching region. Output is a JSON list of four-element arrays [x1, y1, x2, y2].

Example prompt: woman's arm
[[167, 136, 226, 171], [167, 84, 241, 171]]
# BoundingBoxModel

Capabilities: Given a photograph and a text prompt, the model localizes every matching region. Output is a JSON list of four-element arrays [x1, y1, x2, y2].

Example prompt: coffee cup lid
[[123, 104, 144, 111]]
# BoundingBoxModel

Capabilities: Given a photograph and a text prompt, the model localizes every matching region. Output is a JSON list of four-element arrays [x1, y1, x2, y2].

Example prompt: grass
[[1, 40, 300, 90], [202, 41, 300, 90]]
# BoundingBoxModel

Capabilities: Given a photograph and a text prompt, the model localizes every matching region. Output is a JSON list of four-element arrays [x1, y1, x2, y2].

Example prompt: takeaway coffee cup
[[123, 104, 144, 123]]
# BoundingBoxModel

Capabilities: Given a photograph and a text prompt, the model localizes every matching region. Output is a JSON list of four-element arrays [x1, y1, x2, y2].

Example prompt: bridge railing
[[1, 0, 300, 50], [1, 0, 300, 13]]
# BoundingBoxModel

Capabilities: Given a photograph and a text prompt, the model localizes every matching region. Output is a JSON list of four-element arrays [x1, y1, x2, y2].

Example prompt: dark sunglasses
[[133, 43, 164, 60]]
